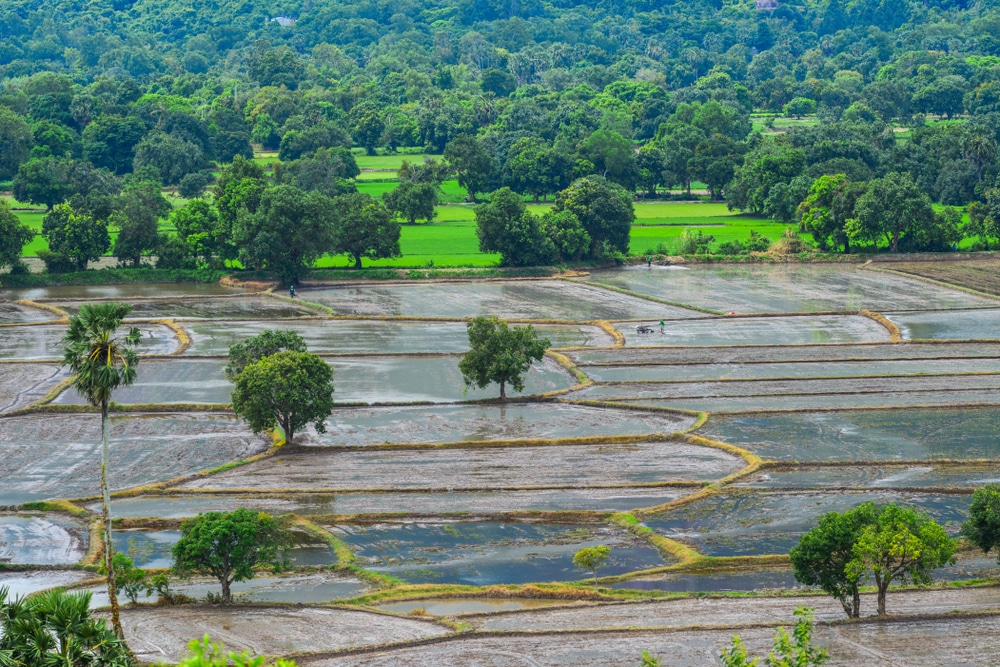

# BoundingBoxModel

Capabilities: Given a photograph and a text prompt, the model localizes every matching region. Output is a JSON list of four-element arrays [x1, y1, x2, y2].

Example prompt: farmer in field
[[659, 320, 665, 334], [289, 284, 295, 298]]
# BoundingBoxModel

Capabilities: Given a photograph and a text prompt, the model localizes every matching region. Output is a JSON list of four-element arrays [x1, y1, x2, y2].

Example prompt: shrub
[[716, 240, 747, 255], [677, 229, 715, 254]]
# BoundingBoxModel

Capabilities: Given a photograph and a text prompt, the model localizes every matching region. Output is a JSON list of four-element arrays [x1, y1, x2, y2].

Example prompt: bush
[[156, 235, 196, 269], [677, 229, 715, 254], [37, 249, 77, 273], [8, 260, 30, 275], [716, 240, 746, 255], [178, 171, 215, 199], [770, 228, 809, 254], [745, 229, 772, 252]]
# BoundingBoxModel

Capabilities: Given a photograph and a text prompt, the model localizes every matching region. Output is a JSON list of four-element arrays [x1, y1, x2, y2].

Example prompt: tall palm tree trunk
[[101, 400, 124, 640]]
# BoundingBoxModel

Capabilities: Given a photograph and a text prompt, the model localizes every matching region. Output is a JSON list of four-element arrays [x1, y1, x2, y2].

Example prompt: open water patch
[[0, 514, 88, 565], [698, 408, 1000, 462], [643, 490, 969, 557], [113, 527, 335, 568], [0, 570, 95, 597], [328, 521, 668, 585], [622, 388, 1000, 412], [619, 315, 888, 347], [587, 265, 995, 313], [886, 309, 1000, 340], [0, 323, 178, 360], [304, 281, 700, 320], [183, 320, 613, 355], [613, 568, 801, 593], [0, 413, 268, 505]]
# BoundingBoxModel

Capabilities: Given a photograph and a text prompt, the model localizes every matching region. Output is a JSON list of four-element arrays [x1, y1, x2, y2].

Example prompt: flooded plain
[[5, 267, 1000, 665]]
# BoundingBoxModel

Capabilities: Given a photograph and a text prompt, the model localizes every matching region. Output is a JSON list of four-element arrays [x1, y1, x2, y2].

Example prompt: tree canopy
[[459, 315, 550, 400]]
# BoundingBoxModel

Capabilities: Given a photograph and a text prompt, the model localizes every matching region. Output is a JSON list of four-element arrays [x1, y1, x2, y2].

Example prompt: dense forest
[[3, 0, 1000, 273]]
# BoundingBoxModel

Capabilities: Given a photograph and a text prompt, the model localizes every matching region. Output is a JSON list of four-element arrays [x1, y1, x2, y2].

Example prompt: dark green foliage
[[225, 329, 308, 381], [961, 484, 1000, 562], [272, 147, 360, 197], [177, 171, 215, 199], [444, 134, 498, 203], [111, 179, 172, 267], [231, 351, 334, 445], [459, 315, 550, 400], [0, 106, 32, 180], [330, 191, 401, 269], [553, 176, 634, 258], [0, 202, 35, 271], [42, 204, 110, 271], [383, 180, 439, 224], [132, 132, 206, 185], [172, 509, 292, 604], [475, 187, 553, 266]]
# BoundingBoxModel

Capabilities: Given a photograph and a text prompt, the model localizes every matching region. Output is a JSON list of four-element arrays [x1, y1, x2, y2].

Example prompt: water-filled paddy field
[[6, 264, 1000, 665]]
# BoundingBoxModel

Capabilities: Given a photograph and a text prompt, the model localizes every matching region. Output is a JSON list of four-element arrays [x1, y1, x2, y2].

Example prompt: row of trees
[[791, 486, 1000, 618]]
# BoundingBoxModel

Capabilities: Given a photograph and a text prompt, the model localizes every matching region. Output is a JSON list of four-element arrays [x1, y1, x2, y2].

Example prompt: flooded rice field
[[619, 314, 889, 346], [177, 440, 740, 492], [643, 490, 970, 556], [0, 323, 178, 359], [304, 280, 701, 320], [315, 403, 696, 445], [328, 521, 668, 585], [699, 407, 1000, 461], [0, 514, 88, 564], [587, 265, 996, 313], [8, 268, 1000, 664], [52, 296, 320, 320], [0, 363, 68, 413], [116, 606, 449, 664], [0, 413, 268, 504], [0, 300, 56, 323], [51, 356, 575, 405], [183, 320, 613, 355]]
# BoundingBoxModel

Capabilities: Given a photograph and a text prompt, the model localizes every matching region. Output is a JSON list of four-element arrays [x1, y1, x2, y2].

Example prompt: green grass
[[355, 153, 433, 170]]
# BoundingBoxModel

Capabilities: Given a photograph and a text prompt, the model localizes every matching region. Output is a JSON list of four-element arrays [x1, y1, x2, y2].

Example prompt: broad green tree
[[961, 484, 1000, 561], [43, 203, 111, 270], [582, 129, 638, 190], [846, 503, 955, 616], [172, 509, 291, 604], [12, 157, 64, 210], [225, 329, 308, 380], [232, 185, 336, 283], [383, 180, 439, 224], [111, 179, 172, 267], [798, 174, 866, 253], [444, 134, 498, 203], [474, 187, 553, 266], [459, 315, 550, 400], [789, 502, 879, 618], [171, 199, 224, 267], [782, 97, 816, 118], [573, 545, 610, 592], [0, 202, 35, 271], [846, 172, 936, 252], [330, 192, 401, 269], [231, 351, 334, 445], [553, 176, 634, 258], [62, 302, 141, 640], [132, 132, 206, 185]]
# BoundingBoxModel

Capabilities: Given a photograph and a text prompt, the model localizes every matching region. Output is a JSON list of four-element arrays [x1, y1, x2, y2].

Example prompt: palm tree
[[0, 587, 131, 666], [62, 302, 140, 642]]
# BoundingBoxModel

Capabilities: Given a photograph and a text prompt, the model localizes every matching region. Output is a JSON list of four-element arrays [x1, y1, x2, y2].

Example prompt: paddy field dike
[[2, 260, 1000, 665]]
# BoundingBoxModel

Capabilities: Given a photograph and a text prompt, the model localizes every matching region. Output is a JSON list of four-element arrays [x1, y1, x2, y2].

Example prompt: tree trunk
[[890, 231, 900, 253], [593, 571, 598, 592], [499, 381, 506, 401], [876, 574, 888, 616], [354, 255, 363, 269], [221, 576, 232, 604], [101, 401, 125, 640], [851, 587, 861, 617], [282, 415, 294, 446]]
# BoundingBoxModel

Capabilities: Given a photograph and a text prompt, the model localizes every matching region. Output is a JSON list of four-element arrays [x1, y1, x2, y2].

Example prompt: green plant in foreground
[[178, 635, 299, 666], [0, 587, 132, 666], [572, 545, 610, 592], [719, 608, 828, 667]]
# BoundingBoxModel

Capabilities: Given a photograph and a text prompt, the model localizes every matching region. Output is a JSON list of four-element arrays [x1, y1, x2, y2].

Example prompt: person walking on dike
[[659, 320, 665, 334], [289, 284, 295, 298]]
